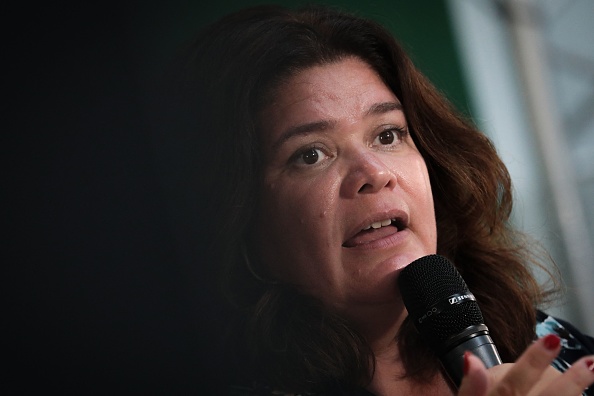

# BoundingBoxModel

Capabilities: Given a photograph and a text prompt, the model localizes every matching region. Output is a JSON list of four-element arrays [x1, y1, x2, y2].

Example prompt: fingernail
[[586, 359, 594, 372], [543, 334, 560, 350], [463, 351, 471, 375]]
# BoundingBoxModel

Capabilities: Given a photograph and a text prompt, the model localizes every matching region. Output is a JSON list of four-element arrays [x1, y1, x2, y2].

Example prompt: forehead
[[259, 57, 399, 140]]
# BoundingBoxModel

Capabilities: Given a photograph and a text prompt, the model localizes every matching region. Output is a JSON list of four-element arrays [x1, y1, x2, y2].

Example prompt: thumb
[[457, 351, 490, 396]]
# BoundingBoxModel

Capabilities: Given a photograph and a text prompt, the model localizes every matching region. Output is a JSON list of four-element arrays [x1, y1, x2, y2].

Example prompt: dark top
[[228, 311, 594, 395]]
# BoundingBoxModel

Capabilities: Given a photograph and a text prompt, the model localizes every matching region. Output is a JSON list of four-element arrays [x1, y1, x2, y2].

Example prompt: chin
[[351, 271, 404, 306], [376, 251, 427, 276]]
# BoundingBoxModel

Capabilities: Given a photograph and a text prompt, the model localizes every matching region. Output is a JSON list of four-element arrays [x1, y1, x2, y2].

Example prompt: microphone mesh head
[[398, 255, 484, 345]]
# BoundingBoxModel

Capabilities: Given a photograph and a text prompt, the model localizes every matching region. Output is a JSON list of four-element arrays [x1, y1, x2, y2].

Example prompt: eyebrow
[[271, 101, 402, 151], [365, 101, 402, 116], [271, 120, 335, 151]]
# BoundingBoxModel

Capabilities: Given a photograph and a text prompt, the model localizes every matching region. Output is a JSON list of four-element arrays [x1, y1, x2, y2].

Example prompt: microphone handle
[[440, 332, 502, 388]]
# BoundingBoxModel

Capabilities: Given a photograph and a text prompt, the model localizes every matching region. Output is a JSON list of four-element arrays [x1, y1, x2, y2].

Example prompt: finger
[[457, 351, 490, 396], [539, 356, 594, 396], [491, 334, 561, 396]]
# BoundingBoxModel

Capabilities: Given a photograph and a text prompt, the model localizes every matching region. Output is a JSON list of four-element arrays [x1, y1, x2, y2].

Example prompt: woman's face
[[254, 57, 437, 314]]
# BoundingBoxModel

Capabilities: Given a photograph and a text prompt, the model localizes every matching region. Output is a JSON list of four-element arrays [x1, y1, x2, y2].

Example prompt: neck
[[339, 301, 454, 396], [341, 300, 407, 390], [341, 298, 406, 353]]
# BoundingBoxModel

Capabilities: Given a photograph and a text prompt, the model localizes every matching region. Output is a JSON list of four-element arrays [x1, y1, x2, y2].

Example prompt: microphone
[[397, 254, 502, 387]]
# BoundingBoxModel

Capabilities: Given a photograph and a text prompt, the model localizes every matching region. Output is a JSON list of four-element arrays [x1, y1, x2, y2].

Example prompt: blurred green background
[[133, 0, 472, 116]]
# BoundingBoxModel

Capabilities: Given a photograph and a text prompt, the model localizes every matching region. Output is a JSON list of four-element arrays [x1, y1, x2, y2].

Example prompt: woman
[[170, 4, 594, 395]]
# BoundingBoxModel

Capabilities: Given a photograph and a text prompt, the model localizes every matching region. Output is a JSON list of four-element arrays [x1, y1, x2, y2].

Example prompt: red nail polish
[[586, 359, 594, 372], [463, 351, 471, 375], [543, 334, 561, 350]]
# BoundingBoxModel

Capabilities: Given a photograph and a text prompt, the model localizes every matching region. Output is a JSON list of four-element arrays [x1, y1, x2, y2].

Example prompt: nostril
[[358, 183, 372, 193]]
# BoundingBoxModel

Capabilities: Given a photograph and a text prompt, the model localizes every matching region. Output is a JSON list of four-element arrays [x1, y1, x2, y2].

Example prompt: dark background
[[5, 1, 468, 393]]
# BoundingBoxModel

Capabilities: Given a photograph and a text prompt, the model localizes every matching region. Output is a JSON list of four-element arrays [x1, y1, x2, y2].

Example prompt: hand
[[458, 334, 594, 396]]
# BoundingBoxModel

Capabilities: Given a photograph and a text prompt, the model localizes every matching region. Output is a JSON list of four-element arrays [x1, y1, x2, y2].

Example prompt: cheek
[[254, 175, 339, 281], [399, 156, 437, 244], [416, 164, 437, 249]]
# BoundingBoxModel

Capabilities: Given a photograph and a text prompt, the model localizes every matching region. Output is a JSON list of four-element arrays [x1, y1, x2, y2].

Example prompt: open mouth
[[342, 217, 407, 248]]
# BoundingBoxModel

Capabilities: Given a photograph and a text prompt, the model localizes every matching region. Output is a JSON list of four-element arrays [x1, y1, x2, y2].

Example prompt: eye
[[378, 129, 395, 145], [294, 146, 328, 165], [374, 126, 408, 147], [302, 148, 320, 164]]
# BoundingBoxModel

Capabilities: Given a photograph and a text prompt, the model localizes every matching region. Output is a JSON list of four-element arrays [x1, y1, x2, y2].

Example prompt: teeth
[[363, 219, 394, 231]]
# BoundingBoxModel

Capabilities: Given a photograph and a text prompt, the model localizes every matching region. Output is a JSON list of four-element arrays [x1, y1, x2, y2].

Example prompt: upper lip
[[343, 209, 409, 245]]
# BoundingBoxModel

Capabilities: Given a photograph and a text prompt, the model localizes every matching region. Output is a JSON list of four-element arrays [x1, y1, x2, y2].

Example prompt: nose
[[341, 151, 397, 198]]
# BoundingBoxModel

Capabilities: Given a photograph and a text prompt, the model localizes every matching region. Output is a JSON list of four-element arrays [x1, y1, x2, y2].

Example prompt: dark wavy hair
[[169, 4, 559, 393]]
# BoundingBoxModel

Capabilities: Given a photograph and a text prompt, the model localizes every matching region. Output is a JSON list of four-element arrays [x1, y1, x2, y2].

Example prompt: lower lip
[[343, 228, 410, 250]]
